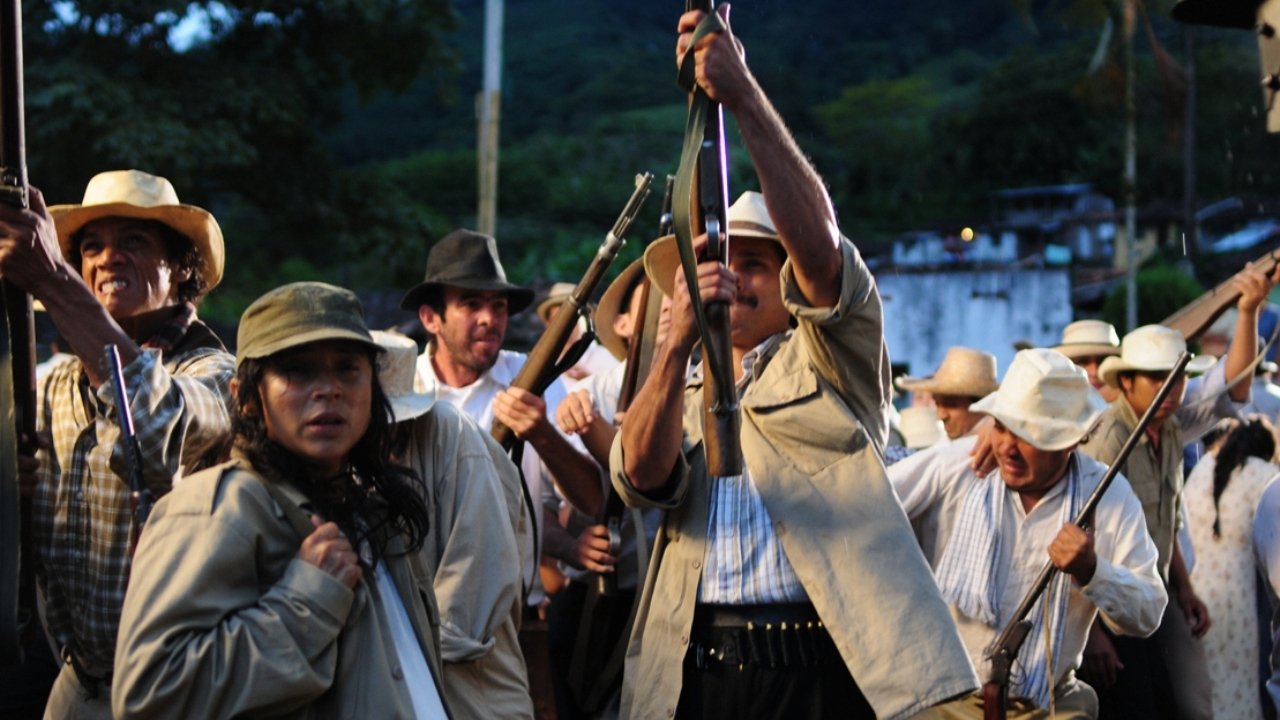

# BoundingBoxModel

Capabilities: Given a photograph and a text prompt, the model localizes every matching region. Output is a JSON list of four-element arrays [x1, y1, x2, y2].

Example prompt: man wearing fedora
[[609, 11, 976, 715], [401, 227, 604, 718], [1079, 271, 1275, 720], [897, 347, 1001, 441], [0, 169, 234, 718], [889, 349, 1166, 719]]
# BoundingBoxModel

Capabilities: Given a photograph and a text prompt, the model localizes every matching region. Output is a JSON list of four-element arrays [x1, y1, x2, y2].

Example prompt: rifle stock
[[0, 0, 29, 666], [981, 352, 1190, 719], [1162, 247, 1280, 341], [492, 173, 653, 450]]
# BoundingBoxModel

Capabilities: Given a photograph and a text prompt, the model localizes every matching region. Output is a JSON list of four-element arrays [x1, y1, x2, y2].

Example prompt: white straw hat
[[1097, 324, 1216, 388], [895, 346, 1000, 398], [899, 406, 945, 449], [971, 348, 1107, 451], [643, 191, 780, 297], [1051, 320, 1121, 360], [371, 330, 436, 423]]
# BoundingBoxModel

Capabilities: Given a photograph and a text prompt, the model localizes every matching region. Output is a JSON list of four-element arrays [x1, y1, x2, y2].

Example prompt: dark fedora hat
[[399, 229, 535, 313], [1171, 0, 1260, 28]]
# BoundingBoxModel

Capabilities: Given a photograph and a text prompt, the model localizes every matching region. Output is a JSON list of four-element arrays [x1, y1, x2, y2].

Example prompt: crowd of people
[[1, 2, 1279, 719]]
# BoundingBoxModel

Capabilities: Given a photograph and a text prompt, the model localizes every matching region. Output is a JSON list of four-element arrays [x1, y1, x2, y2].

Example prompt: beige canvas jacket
[[113, 459, 446, 719], [401, 400, 534, 720], [610, 239, 978, 720]]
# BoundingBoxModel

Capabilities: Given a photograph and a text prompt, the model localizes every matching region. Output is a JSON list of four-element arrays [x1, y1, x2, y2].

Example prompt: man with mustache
[[607, 8, 977, 718], [0, 169, 234, 719], [402, 228, 605, 716]]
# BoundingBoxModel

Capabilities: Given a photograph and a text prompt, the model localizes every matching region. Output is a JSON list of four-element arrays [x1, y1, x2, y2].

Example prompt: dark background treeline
[[18, 0, 1279, 342]]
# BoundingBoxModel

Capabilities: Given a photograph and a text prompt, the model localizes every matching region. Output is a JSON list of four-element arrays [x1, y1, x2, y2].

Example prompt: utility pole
[[1182, 25, 1199, 270], [1123, 0, 1138, 332], [477, 0, 503, 236]]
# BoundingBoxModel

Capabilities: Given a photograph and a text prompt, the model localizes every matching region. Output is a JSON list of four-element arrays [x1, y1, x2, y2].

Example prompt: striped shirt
[[699, 334, 808, 605], [34, 309, 233, 674]]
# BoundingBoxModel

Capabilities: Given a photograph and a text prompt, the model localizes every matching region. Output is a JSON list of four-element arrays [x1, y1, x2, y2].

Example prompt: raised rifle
[[491, 172, 653, 449], [982, 352, 1191, 720], [1162, 247, 1280, 341], [0, 0, 30, 666], [671, 0, 740, 476], [104, 345, 151, 557]]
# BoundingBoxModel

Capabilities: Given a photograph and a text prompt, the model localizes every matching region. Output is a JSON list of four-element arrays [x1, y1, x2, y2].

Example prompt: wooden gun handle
[[982, 681, 1007, 720], [1162, 247, 1280, 341]]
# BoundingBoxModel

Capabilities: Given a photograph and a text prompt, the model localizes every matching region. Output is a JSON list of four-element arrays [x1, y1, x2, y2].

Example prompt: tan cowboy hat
[[643, 191, 780, 297], [1098, 324, 1216, 388], [49, 170, 225, 292], [1051, 320, 1121, 360], [895, 347, 1000, 398], [594, 259, 648, 361], [535, 282, 577, 325], [898, 406, 945, 449], [971, 348, 1106, 451], [371, 330, 437, 423]]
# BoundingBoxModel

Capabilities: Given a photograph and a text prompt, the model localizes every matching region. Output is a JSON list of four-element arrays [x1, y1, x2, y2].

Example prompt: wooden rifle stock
[[1163, 247, 1280, 341], [981, 352, 1191, 719], [674, 0, 741, 477], [0, 0, 29, 667], [492, 173, 653, 450]]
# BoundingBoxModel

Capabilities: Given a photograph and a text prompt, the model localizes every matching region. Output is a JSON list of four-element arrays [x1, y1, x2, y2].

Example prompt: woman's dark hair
[[69, 219, 206, 303], [231, 347, 430, 567], [1211, 417, 1276, 537]]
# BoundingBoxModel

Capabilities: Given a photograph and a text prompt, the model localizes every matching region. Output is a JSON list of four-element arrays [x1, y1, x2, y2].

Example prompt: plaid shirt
[[33, 305, 233, 674]]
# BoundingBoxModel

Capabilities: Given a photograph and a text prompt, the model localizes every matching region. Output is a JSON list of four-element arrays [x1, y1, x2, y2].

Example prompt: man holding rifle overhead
[[0, 169, 234, 718], [610, 6, 976, 718], [889, 349, 1167, 719]]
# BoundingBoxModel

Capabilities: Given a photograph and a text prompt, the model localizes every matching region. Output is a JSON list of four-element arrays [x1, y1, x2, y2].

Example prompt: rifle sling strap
[[671, 10, 736, 409]]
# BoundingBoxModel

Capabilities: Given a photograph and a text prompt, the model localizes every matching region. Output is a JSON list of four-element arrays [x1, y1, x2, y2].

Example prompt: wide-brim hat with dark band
[[895, 346, 1000, 398], [595, 258, 648, 361], [399, 229, 535, 313], [643, 191, 780, 297], [49, 169, 225, 293], [1051, 319, 1121, 360], [1097, 324, 1216, 388], [237, 282, 380, 368], [1171, 0, 1260, 28]]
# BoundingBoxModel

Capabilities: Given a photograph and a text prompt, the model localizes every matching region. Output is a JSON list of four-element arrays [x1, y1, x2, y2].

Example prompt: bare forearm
[[621, 339, 692, 492], [533, 431, 603, 517], [1226, 306, 1260, 402], [580, 418, 617, 469], [1170, 542, 1194, 596]]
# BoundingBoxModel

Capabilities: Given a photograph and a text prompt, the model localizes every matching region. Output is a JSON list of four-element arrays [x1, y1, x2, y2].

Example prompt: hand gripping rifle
[[982, 352, 1191, 720], [104, 345, 151, 558], [672, 0, 740, 476], [1162, 247, 1280, 341], [490, 172, 653, 450], [567, 175, 675, 715], [0, 0, 31, 666]]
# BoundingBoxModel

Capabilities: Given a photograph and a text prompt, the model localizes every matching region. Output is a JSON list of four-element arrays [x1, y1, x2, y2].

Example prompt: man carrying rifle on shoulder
[[609, 7, 977, 718], [0, 169, 234, 718], [401, 228, 605, 717], [888, 349, 1167, 719]]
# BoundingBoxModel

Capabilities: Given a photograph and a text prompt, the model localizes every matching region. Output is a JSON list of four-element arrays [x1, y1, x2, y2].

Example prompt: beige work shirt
[[610, 239, 978, 720]]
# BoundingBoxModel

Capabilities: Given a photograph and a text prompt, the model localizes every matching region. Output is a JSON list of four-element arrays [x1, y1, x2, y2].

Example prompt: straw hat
[[49, 169, 225, 292], [399, 229, 535, 313], [643, 191, 780, 297], [971, 348, 1107, 451], [899, 406, 945, 449], [1098, 324, 1216, 388], [536, 282, 578, 325], [371, 330, 436, 423], [1051, 320, 1121, 360], [593, 259, 648, 361], [236, 282, 379, 368], [895, 347, 1000, 398]]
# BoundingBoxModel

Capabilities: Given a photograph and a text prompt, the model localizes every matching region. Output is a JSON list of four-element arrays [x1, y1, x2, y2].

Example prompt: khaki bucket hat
[[371, 330, 436, 423], [971, 348, 1107, 451], [1097, 324, 1216, 388], [49, 169, 225, 292], [895, 347, 1000, 398], [643, 191, 780, 297], [236, 282, 379, 368], [1051, 320, 1121, 360]]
